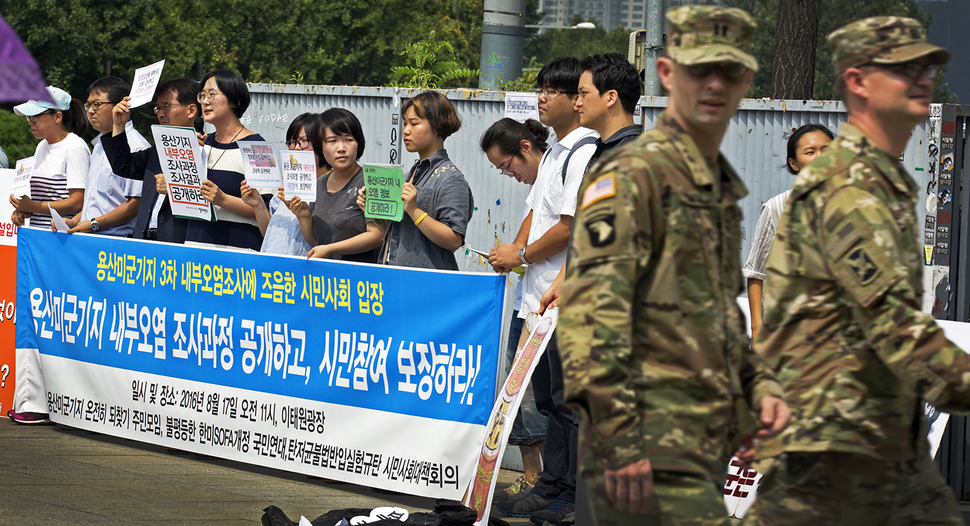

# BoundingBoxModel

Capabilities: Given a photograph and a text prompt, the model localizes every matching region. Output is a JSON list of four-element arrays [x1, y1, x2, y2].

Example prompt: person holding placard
[[9, 85, 90, 231], [104, 77, 201, 243], [241, 112, 323, 256], [7, 86, 90, 425], [287, 108, 382, 263], [159, 69, 265, 250], [357, 91, 473, 270], [64, 76, 150, 236]]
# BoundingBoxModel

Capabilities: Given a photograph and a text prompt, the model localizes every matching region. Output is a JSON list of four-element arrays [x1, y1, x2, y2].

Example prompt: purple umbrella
[[0, 15, 52, 103]]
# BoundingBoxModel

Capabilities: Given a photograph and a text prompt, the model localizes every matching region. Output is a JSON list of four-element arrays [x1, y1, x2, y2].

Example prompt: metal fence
[[245, 84, 932, 271]]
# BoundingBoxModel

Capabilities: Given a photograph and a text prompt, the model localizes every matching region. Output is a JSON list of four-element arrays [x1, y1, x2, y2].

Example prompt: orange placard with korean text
[[0, 244, 14, 414], [0, 168, 19, 414]]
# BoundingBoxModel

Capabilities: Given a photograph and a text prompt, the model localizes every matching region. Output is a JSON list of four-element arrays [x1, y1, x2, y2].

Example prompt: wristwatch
[[518, 246, 529, 265], [90, 218, 101, 232]]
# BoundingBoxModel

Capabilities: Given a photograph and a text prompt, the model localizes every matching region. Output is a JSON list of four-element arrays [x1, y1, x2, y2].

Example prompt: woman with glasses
[[9, 85, 89, 231], [163, 69, 266, 250], [240, 112, 326, 256], [357, 90, 474, 270], [288, 108, 382, 263]]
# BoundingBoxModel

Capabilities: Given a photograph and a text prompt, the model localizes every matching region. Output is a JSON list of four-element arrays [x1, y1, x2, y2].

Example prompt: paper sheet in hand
[[464, 246, 524, 275], [280, 150, 317, 203], [9, 157, 34, 198], [151, 125, 211, 221], [238, 141, 282, 188], [48, 205, 70, 232], [363, 164, 404, 222], [128, 60, 165, 108]]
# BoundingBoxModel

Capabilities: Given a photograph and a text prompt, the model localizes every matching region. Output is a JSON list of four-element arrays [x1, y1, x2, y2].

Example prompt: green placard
[[363, 164, 405, 222]]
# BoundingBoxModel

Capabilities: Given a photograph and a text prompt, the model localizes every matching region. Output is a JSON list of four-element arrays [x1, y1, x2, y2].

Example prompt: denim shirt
[[380, 149, 473, 271]]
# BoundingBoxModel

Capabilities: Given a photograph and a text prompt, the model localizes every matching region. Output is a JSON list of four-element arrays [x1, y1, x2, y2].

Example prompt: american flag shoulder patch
[[581, 173, 616, 210]]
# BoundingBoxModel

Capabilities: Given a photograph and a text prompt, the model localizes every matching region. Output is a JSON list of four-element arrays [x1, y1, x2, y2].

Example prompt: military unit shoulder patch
[[584, 212, 616, 247], [581, 173, 616, 210], [847, 247, 878, 284]]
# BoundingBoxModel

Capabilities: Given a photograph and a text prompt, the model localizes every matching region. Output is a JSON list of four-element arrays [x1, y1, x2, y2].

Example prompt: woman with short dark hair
[[173, 69, 265, 250], [289, 108, 382, 262], [358, 90, 474, 270]]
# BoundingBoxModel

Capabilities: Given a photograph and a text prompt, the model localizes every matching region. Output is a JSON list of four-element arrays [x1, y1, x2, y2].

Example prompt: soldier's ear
[[844, 68, 869, 100], [657, 57, 674, 91]]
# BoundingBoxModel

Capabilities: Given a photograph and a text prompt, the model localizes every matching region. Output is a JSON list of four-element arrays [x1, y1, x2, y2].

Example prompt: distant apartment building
[[539, 0, 707, 30]]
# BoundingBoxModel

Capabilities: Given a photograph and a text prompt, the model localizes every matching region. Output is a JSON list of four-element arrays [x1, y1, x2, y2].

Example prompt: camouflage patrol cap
[[828, 17, 950, 73], [665, 5, 758, 72]]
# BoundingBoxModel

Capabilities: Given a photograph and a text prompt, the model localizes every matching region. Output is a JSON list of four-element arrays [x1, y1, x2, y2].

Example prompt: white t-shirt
[[28, 133, 91, 228], [518, 126, 597, 318], [81, 122, 150, 236]]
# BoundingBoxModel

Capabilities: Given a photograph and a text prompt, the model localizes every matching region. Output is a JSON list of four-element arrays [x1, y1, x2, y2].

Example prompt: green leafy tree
[[1, 0, 487, 90], [0, 110, 37, 163], [389, 35, 481, 88], [525, 16, 631, 67], [496, 57, 542, 92]]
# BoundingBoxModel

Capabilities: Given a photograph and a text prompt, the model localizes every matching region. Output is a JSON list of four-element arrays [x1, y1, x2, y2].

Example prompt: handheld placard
[[363, 164, 404, 222], [151, 125, 211, 221]]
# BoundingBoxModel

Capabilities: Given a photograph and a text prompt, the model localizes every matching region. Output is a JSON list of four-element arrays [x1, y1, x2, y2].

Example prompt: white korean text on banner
[[16, 228, 504, 499]]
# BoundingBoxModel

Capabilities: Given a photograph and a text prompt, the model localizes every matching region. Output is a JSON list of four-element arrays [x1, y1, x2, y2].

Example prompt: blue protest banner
[[17, 228, 504, 498]]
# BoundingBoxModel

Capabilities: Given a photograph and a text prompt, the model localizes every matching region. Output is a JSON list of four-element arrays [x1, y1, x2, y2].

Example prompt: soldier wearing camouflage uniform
[[557, 6, 789, 525], [745, 17, 965, 525]]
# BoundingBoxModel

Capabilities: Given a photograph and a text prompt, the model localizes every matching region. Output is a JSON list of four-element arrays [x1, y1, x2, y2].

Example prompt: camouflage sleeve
[[558, 163, 654, 469], [740, 338, 785, 411], [822, 186, 970, 413]]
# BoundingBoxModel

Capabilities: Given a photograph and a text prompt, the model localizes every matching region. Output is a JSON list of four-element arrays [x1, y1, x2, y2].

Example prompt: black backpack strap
[[561, 135, 599, 183]]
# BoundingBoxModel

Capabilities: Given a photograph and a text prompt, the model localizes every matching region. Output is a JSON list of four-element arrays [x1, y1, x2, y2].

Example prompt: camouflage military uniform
[[746, 121, 969, 525], [744, 16, 964, 525], [558, 111, 782, 525]]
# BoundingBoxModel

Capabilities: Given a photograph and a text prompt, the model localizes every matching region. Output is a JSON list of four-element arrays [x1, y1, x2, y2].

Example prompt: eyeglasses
[[497, 156, 515, 176], [685, 63, 749, 82], [84, 99, 112, 112], [197, 90, 221, 103], [865, 62, 941, 81], [534, 88, 577, 98], [26, 110, 55, 123], [153, 103, 183, 115], [287, 137, 311, 150]]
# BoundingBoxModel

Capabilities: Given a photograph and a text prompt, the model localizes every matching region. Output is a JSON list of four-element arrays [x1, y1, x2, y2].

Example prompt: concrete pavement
[[0, 418, 532, 525]]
